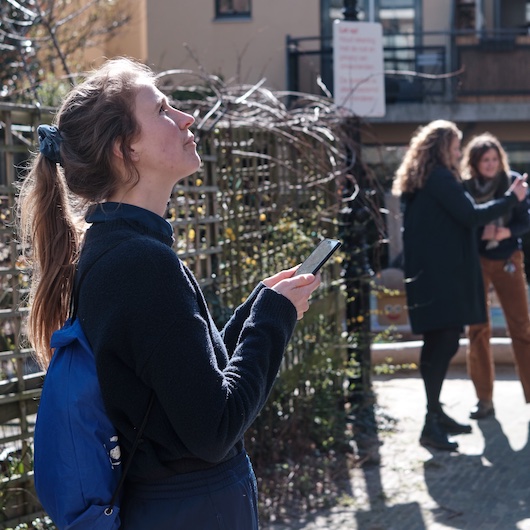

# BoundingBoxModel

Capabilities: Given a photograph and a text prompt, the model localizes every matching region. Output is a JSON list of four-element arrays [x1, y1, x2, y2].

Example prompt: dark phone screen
[[295, 239, 341, 275]]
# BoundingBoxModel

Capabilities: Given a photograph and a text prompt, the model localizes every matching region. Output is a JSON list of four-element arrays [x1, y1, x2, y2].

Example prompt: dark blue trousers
[[120, 451, 259, 530]]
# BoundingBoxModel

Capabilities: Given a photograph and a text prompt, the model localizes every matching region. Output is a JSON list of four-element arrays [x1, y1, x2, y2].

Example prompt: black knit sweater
[[76, 202, 297, 481]]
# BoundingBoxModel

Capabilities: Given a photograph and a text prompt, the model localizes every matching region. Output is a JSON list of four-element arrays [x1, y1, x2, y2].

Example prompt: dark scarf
[[464, 171, 511, 248]]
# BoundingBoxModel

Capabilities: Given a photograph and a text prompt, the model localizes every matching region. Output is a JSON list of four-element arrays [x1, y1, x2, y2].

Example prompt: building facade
[[102, 0, 530, 169], [104, 0, 320, 90]]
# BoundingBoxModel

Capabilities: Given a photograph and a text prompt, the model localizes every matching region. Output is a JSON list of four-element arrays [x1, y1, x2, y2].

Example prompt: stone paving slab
[[263, 365, 530, 530]]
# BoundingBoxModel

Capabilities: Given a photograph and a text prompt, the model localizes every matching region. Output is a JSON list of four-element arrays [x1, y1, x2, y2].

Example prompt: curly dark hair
[[393, 119, 462, 195]]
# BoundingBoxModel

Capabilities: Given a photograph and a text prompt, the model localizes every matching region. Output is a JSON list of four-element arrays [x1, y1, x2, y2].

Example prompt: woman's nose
[[176, 110, 194, 129]]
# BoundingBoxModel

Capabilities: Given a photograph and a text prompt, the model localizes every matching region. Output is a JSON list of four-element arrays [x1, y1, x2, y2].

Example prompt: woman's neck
[[108, 185, 172, 218]]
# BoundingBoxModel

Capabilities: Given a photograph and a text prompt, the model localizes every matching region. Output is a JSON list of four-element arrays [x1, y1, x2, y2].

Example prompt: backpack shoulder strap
[[106, 392, 155, 514], [68, 235, 155, 513]]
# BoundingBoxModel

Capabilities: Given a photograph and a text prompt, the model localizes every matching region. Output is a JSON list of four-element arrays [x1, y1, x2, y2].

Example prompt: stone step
[[372, 337, 514, 365]]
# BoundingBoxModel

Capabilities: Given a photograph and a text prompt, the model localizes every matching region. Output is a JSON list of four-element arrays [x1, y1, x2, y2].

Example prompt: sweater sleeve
[[220, 282, 267, 357], [425, 167, 518, 228], [507, 184, 530, 239], [102, 242, 297, 463]]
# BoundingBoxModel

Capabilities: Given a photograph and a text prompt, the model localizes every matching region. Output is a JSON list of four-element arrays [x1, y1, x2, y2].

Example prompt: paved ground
[[263, 364, 530, 530]]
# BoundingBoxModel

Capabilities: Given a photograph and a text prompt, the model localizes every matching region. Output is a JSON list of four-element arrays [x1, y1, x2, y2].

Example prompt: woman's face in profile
[[477, 148, 500, 179]]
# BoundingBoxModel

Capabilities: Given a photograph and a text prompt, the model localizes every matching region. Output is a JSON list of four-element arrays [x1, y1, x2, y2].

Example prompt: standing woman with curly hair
[[462, 133, 530, 420], [393, 120, 527, 451]]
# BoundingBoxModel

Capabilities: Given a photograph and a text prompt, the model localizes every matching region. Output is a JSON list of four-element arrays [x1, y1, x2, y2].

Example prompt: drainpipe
[[368, 0, 375, 22]]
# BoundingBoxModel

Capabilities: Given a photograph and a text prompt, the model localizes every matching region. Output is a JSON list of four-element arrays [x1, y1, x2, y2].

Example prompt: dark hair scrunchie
[[37, 125, 63, 166]]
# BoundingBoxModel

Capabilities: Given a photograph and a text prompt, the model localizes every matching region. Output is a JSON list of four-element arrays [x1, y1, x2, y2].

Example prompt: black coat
[[402, 166, 518, 334]]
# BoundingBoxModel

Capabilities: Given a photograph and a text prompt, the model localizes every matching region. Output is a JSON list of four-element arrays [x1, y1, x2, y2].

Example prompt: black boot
[[469, 400, 495, 420], [420, 413, 458, 451], [437, 410, 472, 434]]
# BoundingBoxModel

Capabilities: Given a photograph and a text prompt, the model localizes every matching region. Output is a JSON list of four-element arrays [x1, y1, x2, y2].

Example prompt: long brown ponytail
[[18, 57, 154, 368], [18, 154, 81, 368]]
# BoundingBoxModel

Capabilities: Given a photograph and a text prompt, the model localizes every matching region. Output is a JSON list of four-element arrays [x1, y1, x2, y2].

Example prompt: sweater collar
[[86, 202, 174, 241]]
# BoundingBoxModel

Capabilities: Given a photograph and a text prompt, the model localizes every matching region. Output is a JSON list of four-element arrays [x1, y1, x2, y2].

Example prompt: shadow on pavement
[[421, 416, 530, 529], [353, 399, 427, 530], [263, 367, 530, 529]]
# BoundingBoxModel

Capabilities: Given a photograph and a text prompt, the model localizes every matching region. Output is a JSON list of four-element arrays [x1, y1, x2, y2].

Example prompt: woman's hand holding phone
[[508, 173, 528, 202], [262, 238, 341, 320], [266, 271, 321, 320]]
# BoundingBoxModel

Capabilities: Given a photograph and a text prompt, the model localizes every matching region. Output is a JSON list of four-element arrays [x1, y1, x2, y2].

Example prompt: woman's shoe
[[437, 410, 472, 434], [419, 413, 459, 451], [469, 400, 495, 420]]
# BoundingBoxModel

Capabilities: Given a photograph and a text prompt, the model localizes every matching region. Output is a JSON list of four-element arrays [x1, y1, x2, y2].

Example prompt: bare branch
[[34, 0, 71, 78], [5, 0, 38, 19], [1, 0, 133, 101]]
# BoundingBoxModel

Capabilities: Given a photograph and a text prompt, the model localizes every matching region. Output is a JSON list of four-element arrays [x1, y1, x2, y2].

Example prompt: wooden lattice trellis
[[0, 101, 344, 527]]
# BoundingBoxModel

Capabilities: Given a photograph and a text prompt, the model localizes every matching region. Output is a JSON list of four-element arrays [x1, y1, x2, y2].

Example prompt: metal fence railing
[[286, 29, 530, 104]]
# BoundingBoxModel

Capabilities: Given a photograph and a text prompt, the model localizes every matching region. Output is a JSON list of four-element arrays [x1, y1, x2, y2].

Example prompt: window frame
[[215, 0, 252, 19]]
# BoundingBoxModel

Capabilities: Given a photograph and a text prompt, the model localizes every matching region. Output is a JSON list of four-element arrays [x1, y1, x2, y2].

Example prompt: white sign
[[333, 20, 386, 117]]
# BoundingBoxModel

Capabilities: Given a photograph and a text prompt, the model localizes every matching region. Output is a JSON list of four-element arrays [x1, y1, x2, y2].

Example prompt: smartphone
[[294, 238, 342, 276]]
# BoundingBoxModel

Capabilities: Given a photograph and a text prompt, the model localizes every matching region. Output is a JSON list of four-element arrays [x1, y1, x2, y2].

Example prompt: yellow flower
[[259, 213, 266, 222], [356, 315, 364, 323], [188, 228, 196, 241], [225, 228, 236, 241], [196, 178, 203, 186]]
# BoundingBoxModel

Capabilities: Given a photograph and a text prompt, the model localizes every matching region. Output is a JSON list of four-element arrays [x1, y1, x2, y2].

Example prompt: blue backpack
[[33, 248, 153, 529]]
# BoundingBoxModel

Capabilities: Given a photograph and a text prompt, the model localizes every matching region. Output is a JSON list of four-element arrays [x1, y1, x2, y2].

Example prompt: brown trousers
[[467, 250, 530, 403]]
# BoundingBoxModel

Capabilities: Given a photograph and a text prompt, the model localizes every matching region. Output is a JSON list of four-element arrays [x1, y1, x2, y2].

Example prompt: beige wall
[[105, 0, 148, 63], [423, 1, 451, 33], [422, 1, 451, 46], [144, 0, 320, 90], [73, 0, 147, 69]]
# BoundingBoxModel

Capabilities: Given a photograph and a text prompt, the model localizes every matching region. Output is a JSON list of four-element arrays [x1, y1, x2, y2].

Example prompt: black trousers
[[121, 451, 258, 530], [420, 327, 462, 414]]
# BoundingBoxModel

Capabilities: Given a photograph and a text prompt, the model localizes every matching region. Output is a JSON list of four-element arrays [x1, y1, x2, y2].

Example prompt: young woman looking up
[[462, 133, 530, 420], [393, 120, 527, 452], [18, 57, 321, 529]]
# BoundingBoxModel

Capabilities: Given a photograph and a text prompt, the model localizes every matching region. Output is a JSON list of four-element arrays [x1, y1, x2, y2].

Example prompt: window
[[379, 0, 415, 7], [215, 0, 251, 18], [378, 0, 421, 76]]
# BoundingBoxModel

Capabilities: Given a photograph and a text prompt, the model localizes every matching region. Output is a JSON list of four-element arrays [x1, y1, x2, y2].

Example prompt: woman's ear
[[113, 139, 139, 162], [112, 139, 124, 160]]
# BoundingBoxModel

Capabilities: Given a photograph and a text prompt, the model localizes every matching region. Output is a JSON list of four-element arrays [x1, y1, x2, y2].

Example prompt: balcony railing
[[286, 29, 530, 105], [456, 32, 530, 99]]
